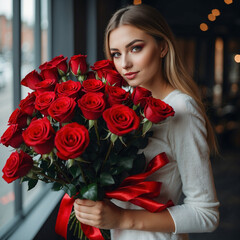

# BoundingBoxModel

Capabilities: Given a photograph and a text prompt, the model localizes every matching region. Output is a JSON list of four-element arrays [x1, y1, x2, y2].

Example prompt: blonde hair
[[104, 4, 218, 153]]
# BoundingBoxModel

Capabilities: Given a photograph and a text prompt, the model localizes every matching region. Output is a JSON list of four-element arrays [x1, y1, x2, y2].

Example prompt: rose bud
[[69, 54, 88, 75]]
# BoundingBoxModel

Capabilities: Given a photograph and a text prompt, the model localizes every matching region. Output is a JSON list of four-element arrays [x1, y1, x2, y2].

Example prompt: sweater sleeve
[[166, 96, 220, 234]]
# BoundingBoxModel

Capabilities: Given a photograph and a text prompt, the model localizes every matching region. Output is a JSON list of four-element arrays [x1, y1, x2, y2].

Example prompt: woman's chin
[[126, 80, 140, 88]]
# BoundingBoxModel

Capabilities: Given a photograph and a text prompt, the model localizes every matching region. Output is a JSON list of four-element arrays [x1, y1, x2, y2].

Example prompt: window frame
[[0, 0, 53, 238]]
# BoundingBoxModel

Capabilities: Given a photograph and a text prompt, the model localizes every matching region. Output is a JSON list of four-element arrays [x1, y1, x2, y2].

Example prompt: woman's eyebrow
[[110, 39, 144, 51], [125, 39, 144, 48]]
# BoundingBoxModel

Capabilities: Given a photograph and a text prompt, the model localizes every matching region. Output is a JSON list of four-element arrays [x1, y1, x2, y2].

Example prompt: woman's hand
[[74, 199, 124, 229]]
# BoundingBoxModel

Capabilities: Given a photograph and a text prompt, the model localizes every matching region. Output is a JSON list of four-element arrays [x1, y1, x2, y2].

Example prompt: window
[[0, 0, 14, 231], [0, 0, 50, 238]]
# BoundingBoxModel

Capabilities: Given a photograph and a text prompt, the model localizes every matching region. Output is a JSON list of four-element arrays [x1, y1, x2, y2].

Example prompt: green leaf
[[100, 172, 115, 187], [28, 179, 38, 191], [93, 159, 102, 173], [81, 183, 98, 201], [69, 166, 81, 178], [52, 182, 63, 191], [63, 184, 77, 197], [142, 120, 153, 136], [117, 156, 134, 170]]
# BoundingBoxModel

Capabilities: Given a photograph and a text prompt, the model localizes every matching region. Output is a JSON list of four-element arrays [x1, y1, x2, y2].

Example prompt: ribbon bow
[[55, 152, 174, 239]]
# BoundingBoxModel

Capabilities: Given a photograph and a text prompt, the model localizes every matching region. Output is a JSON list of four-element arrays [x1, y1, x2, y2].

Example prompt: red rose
[[78, 92, 106, 120], [55, 80, 81, 99], [144, 97, 175, 124], [0, 124, 23, 148], [106, 85, 130, 106], [132, 86, 152, 107], [82, 79, 105, 93], [35, 78, 57, 93], [90, 59, 114, 78], [40, 55, 68, 75], [55, 122, 90, 160], [8, 108, 28, 129], [101, 69, 126, 87], [40, 66, 59, 82], [21, 70, 43, 90], [22, 117, 55, 154], [69, 54, 87, 75], [35, 91, 56, 116], [2, 150, 33, 183], [103, 104, 140, 136], [55, 57, 68, 75], [40, 55, 63, 68], [19, 92, 36, 116], [48, 96, 76, 123], [39, 62, 52, 71]]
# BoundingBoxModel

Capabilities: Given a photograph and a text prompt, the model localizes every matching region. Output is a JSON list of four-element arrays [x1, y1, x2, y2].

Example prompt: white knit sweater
[[111, 90, 220, 240]]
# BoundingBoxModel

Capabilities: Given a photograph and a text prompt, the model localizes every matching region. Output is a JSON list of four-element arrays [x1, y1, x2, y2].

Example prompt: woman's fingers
[[74, 199, 123, 229]]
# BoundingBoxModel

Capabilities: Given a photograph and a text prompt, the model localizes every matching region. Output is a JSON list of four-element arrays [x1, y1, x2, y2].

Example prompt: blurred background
[[0, 0, 239, 239]]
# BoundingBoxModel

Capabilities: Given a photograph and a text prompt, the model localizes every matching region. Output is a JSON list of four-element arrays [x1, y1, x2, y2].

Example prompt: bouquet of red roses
[[0, 54, 175, 240]]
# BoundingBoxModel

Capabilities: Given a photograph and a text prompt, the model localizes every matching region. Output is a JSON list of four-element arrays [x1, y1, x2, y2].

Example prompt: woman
[[74, 4, 220, 239]]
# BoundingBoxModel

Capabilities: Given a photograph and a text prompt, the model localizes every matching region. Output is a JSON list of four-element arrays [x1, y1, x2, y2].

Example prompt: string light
[[234, 54, 240, 63], [200, 23, 208, 31], [208, 13, 216, 21], [133, 0, 142, 5], [224, 0, 233, 5], [212, 9, 221, 16]]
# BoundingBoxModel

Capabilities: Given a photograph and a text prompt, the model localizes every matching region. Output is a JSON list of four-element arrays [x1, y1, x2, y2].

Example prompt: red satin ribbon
[[55, 152, 174, 240]]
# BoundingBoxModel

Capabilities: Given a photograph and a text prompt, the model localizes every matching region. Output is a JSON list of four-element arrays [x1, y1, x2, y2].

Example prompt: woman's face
[[109, 25, 164, 89]]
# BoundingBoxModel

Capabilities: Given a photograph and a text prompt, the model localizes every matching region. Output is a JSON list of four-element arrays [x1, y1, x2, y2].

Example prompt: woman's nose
[[121, 55, 132, 69]]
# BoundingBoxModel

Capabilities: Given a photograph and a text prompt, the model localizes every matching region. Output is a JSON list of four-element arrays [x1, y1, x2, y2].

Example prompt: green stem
[[78, 162, 87, 185], [102, 141, 113, 170], [37, 172, 65, 184], [94, 120, 100, 146], [53, 161, 71, 184]]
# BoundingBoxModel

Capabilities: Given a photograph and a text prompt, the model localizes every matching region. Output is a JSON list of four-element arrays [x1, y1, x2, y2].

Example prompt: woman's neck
[[140, 78, 175, 100]]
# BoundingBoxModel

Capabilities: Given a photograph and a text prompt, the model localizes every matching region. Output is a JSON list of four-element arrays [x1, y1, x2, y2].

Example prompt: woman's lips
[[124, 72, 139, 80]]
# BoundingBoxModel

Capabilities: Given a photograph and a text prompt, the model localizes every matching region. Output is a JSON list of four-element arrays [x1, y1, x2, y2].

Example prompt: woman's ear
[[159, 40, 168, 58]]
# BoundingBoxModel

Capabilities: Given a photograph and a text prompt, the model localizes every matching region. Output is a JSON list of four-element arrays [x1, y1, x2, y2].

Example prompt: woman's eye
[[111, 52, 121, 58], [131, 45, 143, 52]]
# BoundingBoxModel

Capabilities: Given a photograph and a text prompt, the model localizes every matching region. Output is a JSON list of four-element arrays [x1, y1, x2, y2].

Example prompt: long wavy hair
[[104, 4, 218, 153]]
